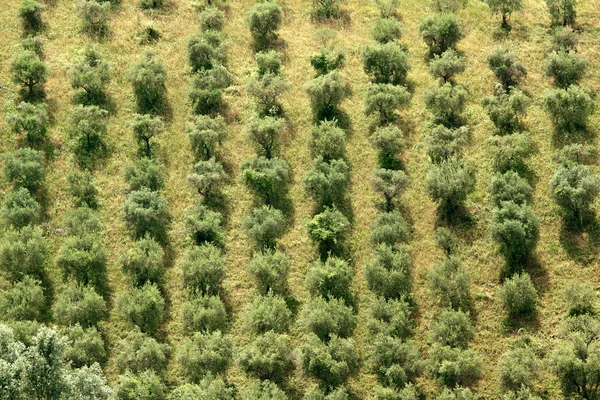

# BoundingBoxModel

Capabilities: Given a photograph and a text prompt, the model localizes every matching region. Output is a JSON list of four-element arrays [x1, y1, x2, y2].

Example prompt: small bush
[[372, 169, 409, 212], [247, 115, 285, 158], [425, 124, 470, 164], [19, 0, 45, 32], [305, 386, 350, 400], [429, 0, 467, 12], [199, 7, 224, 31], [186, 202, 223, 245], [428, 344, 482, 387], [362, 43, 410, 86], [488, 46, 527, 88], [419, 14, 463, 56], [554, 144, 597, 166], [545, 51, 588, 88], [3, 147, 44, 194], [187, 115, 227, 161], [0, 225, 48, 282], [430, 49, 466, 83], [484, 0, 524, 27], [488, 171, 533, 207], [115, 329, 170, 373], [243, 205, 286, 250], [564, 281, 596, 316], [544, 85, 595, 134], [307, 206, 350, 257], [62, 207, 102, 237], [374, 0, 400, 18], [182, 294, 227, 334], [68, 105, 109, 167], [550, 164, 600, 227], [365, 244, 412, 299], [21, 35, 44, 55], [240, 380, 287, 400], [188, 158, 226, 198], [305, 70, 349, 122], [240, 156, 290, 205], [56, 233, 107, 292], [306, 256, 353, 303], [67, 170, 99, 208], [310, 47, 346, 76], [0, 276, 46, 321], [487, 133, 534, 173], [140, 0, 164, 9], [113, 371, 166, 400], [6, 101, 49, 147], [117, 283, 165, 335], [491, 201, 539, 268], [304, 158, 350, 207], [170, 378, 233, 400], [128, 52, 167, 114], [482, 85, 530, 134], [430, 310, 474, 349], [365, 83, 412, 125], [425, 158, 475, 220], [424, 83, 468, 128], [312, 0, 342, 19], [246, 2, 283, 50], [256, 50, 283, 76], [181, 244, 225, 296], [120, 236, 165, 287], [500, 273, 537, 320], [176, 331, 232, 383], [187, 31, 227, 73], [78, 1, 110, 37], [189, 65, 232, 115], [124, 158, 164, 193], [311, 120, 346, 161], [11, 49, 47, 99], [497, 338, 539, 393], [367, 297, 414, 339], [248, 250, 290, 295], [371, 336, 424, 388], [436, 387, 476, 400], [435, 227, 458, 255], [131, 114, 164, 157], [299, 297, 356, 341], [238, 331, 294, 382], [370, 210, 410, 246], [546, 0, 576, 27], [123, 189, 169, 241], [372, 17, 403, 43], [247, 293, 292, 334], [137, 22, 161, 45], [370, 126, 404, 168], [1, 188, 41, 228], [552, 26, 579, 51], [61, 324, 106, 368], [299, 333, 359, 389], [53, 283, 106, 328], [247, 72, 288, 117], [428, 256, 471, 311]]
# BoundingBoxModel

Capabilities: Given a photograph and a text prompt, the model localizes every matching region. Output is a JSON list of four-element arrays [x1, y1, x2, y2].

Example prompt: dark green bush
[[140, 0, 164, 9], [137, 22, 161, 45], [312, 0, 343, 19], [310, 47, 346, 75], [170, 379, 233, 400], [425, 124, 469, 164], [78, 1, 110, 37], [115, 329, 170, 373], [247, 115, 285, 158], [544, 85, 595, 134], [67, 170, 99, 208], [546, 0, 576, 26], [247, 293, 292, 334], [246, 2, 282, 50], [188, 31, 227, 72], [186, 202, 223, 245], [1, 188, 41, 228], [199, 6, 224, 31], [248, 250, 290, 295], [372, 17, 403, 43], [365, 244, 412, 299], [19, 0, 45, 31], [189, 65, 232, 115], [551, 26, 579, 51], [3, 147, 44, 194], [176, 331, 232, 383], [181, 244, 225, 296], [305, 70, 348, 121], [240, 380, 287, 400], [367, 297, 414, 339], [114, 371, 166, 400], [487, 133, 534, 173], [373, 385, 420, 400], [425, 158, 475, 220], [428, 344, 482, 387], [430, 310, 474, 349], [488, 171, 533, 207], [62, 206, 102, 236], [545, 51, 588, 88], [371, 336, 424, 389], [238, 331, 294, 382], [419, 14, 463, 56], [306, 256, 353, 303], [362, 43, 410, 85], [304, 158, 350, 207], [0, 225, 48, 282], [428, 256, 471, 311], [554, 144, 597, 166], [182, 294, 227, 334], [125, 158, 164, 192], [131, 114, 164, 157], [21, 35, 44, 55], [68, 105, 109, 167], [430, 49, 466, 83], [123, 189, 169, 241], [299, 297, 356, 341], [365, 83, 411, 125], [243, 205, 286, 250], [436, 387, 476, 400], [11, 50, 47, 99], [305, 386, 350, 400], [482, 86, 530, 134], [372, 169, 409, 212], [187, 115, 227, 161], [370, 125, 404, 168], [491, 201, 539, 268], [500, 273, 537, 320], [120, 236, 165, 287], [564, 281, 596, 316], [370, 210, 410, 246], [187, 158, 226, 197], [307, 206, 350, 257], [311, 120, 346, 161], [497, 338, 539, 393], [240, 156, 290, 205], [53, 282, 107, 328], [484, 0, 524, 27], [6, 102, 49, 147], [246, 72, 288, 116], [128, 52, 167, 114], [488, 46, 527, 88], [550, 165, 600, 227], [424, 83, 468, 127], [56, 233, 107, 292], [256, 50, 283, 76], [117, 283, 165, 335], [61, 324, 106, 368], [435, 226, 458, 255], [0, 276, 46, 321]]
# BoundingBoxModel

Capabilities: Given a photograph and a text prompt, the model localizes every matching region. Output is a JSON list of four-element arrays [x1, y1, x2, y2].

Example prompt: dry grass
[[2, 0, 600, 398]]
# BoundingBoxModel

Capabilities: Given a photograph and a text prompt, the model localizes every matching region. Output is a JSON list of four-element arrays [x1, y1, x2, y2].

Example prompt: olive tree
[[187, 115, 227, 161], [365, 243, 412, 299], [67, 170, 99, 209], [242, 205, 286, 249], [18, 0, 45, 32], [491, 201, 540, 268], [361, 42, 410, 85], [187, 158, 227, 198], [482, 85, 530, 134], [307, 206, 350, 258], [428, 256, 471, 311], [246, 115, 285, 158], [306, 70, 349, 122], [187, 31, 227, 73], [311, 120, 346, 161], [53, 282, 107, 327], [131, 113, 164, 157], [78, 1, 110, 38], [549, 164, 600, 227], [419, 13, 464, 56], [544, 85, 595, 134], [425, 158, 475, 221], [304, 158, 350, 207], [238, 331, 294, 382], [370, 125, 404, 168], [365, 83, 412, 125], [371, 168, 409, 211], [240, 156, 290, 205], [246, 2, 282, 50], [372, 17, 403, 44], [247, 250, 290, 295], [425, 124, 469, 164], [488, 170, 533, 207], [424, 83, 468, 127], [310, 47, 346, 76], [68, 105, 109, 168], [56, 233, 107, 293], [0, 224, 49, 282], [11, 49, 47, 99], [3, 147, 44, 193], [500, 273, 537, 321], [122, 188, 169, 241], [546, 0, 576, 27], [127, 52, 167, 114], [488, 46, 527, 88], [484, 0, 523, 28], [186, 202, 224, 245], [120, 236, 165, 287], [247, 71, 289, 117], [176, 331, 232, 383], [429, 49, 466, 83], [551, 333, 600, 400], [117, 283, 165, 335], [1, 188, 41, 228], [545, 51, 588, 88], [6, 101, 49, 146]]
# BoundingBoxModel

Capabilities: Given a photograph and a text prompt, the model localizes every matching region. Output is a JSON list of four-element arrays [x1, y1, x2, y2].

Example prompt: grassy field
[[2, 0, 600, 398]]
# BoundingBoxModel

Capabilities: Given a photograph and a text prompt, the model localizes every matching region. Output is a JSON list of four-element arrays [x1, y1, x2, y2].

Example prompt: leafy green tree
[[67, 170, 99, 208], [501, 272, 538, 321], [243, 205, 286, 249], [6, 101, 49, 146], [64, 363, 112, 399], [306, 256, 353, 303], [68, 105, 109, 167], [62, 324, 106, 367], [199, 6, 224, 31], [497, 338, 539, 393], [428, 256, 471, 311], [123, 189, 169, 241], [425, 124, 469, 164], [372, 168, 409, 212], [304, 158, 350, 207], [115, 329, 170, 373], [370, 210, 410, 246], [545, 51, 588, 88], [131, 114, 164, 157], [189, 66, 232, 115], [181, 244, 225, 296], [425, 158, 475, 220], [247, 115, 285, 158], [56, 233, 107, 292], [239, 380, 287, 400], [113, 371, 166, 400], [428, 344, 482, 387], [362, 43, 410, 86], [125, 158, 164, 192], [187, 158, 227, 198], [307, 206, 350, 258], [488, 171, 533, 207], [170, 377, 233, 400], [491, 201, 539, 268], [21, 35, 44, 56], [239, 332, 294, 382], [365, 244, 412, 299], [374, 0, 400, 18], [544, 85, 595, 134], [247, 71, 288, 117], [549, 164, 600, 227], [140, 0, 165, 9], [3, 147, 44, 193], [1, 188, 41, 228], [488, 46, 527, 89], [182, 294, 227, 333], [429, 0, 467, 12], [248, 250, 290, 295], [0, 276, 46, 321], [424, 83, 468, 127], [311, 120, 346, 161], [62, 207, 102, 237], [306, 70, 349, 121], [0, 224, 48, 282], [435, 226, 458, 255], [371, 336, 424, 389], [372, 17, 403, 43], [18, 0, 45, 32], [188, 31, 227, 73], [53, 282, 107, 327], [137, 22, 161, 45], [256, 50, 283, 76], [554, 144, 597, 166], [484, 0, 523, 27], [240, 156, 290, 205], [482, 85, 530, 134], [247, 293, 292, 334], [430, 49, 466, 83], [365, 83, 412, 125], [370, 125, 404, 168], [419, 14, 464, 56], [187, 115, 227, 161], [310, 47, 346, 76], [117, 283, 165, 335], [176, 331, 232, 383], [488, 133, 534, 173], [186, 202, 223, 245], [546, 0, 576, 26], [246, 2, 283, 50], [78, 1, 110, 37], [299, 297, 356, 341], [367, 297, 414, 339], [128, 52, 167, 114], [430, 310, 474, 349], [552, 26, 579, 52], [120, 236, 165, 287], [11, 49, 47, 99], [312, 0, 343, 18], [564, 281, 596, 317]]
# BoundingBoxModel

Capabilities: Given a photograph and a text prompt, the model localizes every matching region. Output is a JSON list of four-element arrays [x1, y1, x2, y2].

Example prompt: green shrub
[[1, 188, 41, 228], [114, 371, 166, 400], [551, 26, 579, 52], [246, 2, 283, 50], [62, 206, 102, 236], [491, 202, 539, 268], [239, 380, 287, 400], [53, 283, 106, 327], [428, 344, 482, 387], [117, 283, 165, 335], [546, 0, 576, 26], [243, 205, 286, 249], [123, 189, 169, 241], [247, 115, 285, 158], [564, 281, 596, 316], [0, 276, 46, 321], [78, 1, 110, 37], [188, 158, 226, 197], [187, 115, 227, 161], [247, 72, 289, 117], [362, 43, 410, 85], [436, 387, 476, 400], [11, 50, 47, 99], [120, 237, 165, 287], [186, 203, 223, 245], [299, 333, 359, 389], [312, 0, 342, 19], [67, 170, 99, 208], [68, 105, 109, 167], [176, 331, 232, 383], [304, 158, 350, 207], [128, 52, 167, 114], [370, 125, 404, 168], [18, 0, 45, 32], [188, 31, 227, 72], [488, 171, 533, 207], [299, 297, 356, 341], [241, 157, 290, 205], [306, 256, 353, 303], [0, 225, 48, 282], [56, 233, 107, 292], [61, 324, 106, 368], [550, 164, 600, 227], [310, 47, 346, 75], [370, 210, 410, 246], [247, 293, 292, 334], [551, 333, 600, 400], [3, 147, 44, 195], [307, 206, 350, 257], [181, 244, 225, 296], [21, 35, 44, 55], [140, 0, 164, 9], [544, 85, 595, 134], [371, 336, 424, 389], [248, 250, 290, 295], [6, 102, 49, 147], [131, 114, 164, 157], [435, 227, 458, 255], [115, 329, 170, 373], [500, 273, 537, 320], [311, 120, 346, 161], [429, 49, 466, 84], [137, 22, 161, 45], [125, 159, 164, 193], [374, 0, 400, 18], [429, 0, 467, 12], [372, 169, 409, 212], [430, 310, 474, 349], [238, 331, 294, 382], [189, 66, 232, 115], [484, 0, 524, 27], [365, 83, 412, 125], [482, 86, 530, 134], [372, 17, 403, 43], [365, 243, 412, 299], [256, 50, 283, 76], [170, 377, 233, 400], [419, 14, 463, 56], [199, 6, 224, 31], [367, 297, 414, 339], [488, 133, 534, 173], [424, 83, 468, 127], [305, 386, 350, 400], [488, 46, 527, 88], [554, 143, 597, 166], [373, 384, 420, 400], [425, 158, 475, 220], [545, 51, 588, 88], [425, 124, 469, 164], [428, 256, 471, 311], [497, 338, 539, 393], [305, 70, 349, 121], [182, 294, 227, 334]]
